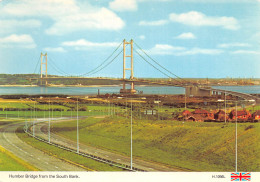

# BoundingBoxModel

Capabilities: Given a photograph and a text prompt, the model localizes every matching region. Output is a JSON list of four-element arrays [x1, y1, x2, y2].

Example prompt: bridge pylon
[[120, 39, 136, 94], [40, 52, 48, 86]]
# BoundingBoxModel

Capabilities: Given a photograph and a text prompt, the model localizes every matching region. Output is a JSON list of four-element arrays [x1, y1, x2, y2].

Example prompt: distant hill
[[0, 74, 259, 86]]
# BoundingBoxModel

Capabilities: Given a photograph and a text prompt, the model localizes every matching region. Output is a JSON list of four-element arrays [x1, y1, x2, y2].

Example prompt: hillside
[[52, 117, 260, 171], [0, 74, 259, 86]]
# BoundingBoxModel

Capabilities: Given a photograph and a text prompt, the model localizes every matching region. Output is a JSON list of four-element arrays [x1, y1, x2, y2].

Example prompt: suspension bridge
[[32, 39, 258, 102]]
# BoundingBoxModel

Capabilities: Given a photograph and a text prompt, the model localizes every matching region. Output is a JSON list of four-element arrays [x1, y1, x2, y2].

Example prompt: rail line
[[23, 123, 146, 172]]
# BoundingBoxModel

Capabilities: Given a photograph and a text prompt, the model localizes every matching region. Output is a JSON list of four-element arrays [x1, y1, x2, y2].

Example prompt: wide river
[[0, 85, 259, 95]]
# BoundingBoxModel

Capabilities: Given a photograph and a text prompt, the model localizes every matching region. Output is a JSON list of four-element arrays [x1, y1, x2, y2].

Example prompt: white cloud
[[218, 43, 251, 48], [109, 0, 171, 12], [0, 19, 41, 34], [139, 35, 146, 40], [169, 11, 239, 30], [137, 0, 171, 2], [231, 50, 260, 55], [45, 8, 125, 35], [180, 48, 223, 55], [138, 0, 258, 3], [43, 47, 65, 52], [139, 20, 168, 26], [0, 34, 36, 49], [175, 32, 196, 39], [62, 39, 120, 50], [109, 0, 137, 12], [0, 0, 125, 35], [145, 44, 223, 56], [145, 44, 186, 55], [187, 0, 260, 3], [0, 0, 78, 17], [252, 32, 260, 42]]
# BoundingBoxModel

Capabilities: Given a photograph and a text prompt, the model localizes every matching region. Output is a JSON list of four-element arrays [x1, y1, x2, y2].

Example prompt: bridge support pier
[[221, 92, 225, 99], [120, 81, 136, 94], [185, 86, 211, 97]]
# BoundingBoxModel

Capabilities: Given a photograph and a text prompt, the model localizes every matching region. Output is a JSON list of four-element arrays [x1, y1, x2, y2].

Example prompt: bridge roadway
[[200, 87, 259, 102], [135, 80, 258, 102], [136, 79, 258, 102], [40, 77, 258, 102], [0, 121, 86, 171], [39, 77, 184, 87], [33, 118, 184, 172]]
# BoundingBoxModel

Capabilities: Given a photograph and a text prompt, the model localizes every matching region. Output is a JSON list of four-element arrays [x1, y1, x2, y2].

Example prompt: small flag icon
[[231, 172, 251, 181]]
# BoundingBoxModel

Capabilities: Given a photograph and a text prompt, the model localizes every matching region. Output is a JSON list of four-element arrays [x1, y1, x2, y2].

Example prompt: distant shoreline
[[0, 85, 38, 87], [0, 84, 260, 87], [0, 84, 121, 87]]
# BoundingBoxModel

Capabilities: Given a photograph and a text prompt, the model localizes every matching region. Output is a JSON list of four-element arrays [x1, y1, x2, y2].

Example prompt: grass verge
[[52, 117, 260, 172], [0, 145, 38, 171]]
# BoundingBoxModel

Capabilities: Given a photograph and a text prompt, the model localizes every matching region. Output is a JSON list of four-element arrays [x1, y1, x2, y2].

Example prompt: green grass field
[[0, 102, 125, 119], [0, 110, 110, 119], [0, 102, 31, 109], [51, 117, 260, 171], [0, 151, 32, 171], [247, 105, 260, 112]]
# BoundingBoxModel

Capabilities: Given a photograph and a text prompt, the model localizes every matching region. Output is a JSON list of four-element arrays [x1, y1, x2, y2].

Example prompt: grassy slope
[[52, 117, 260, 171], [0, 146, 37, 171]]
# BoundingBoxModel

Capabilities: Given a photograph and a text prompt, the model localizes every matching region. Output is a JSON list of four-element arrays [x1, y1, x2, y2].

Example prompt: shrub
[[245, 125, 255, 131]]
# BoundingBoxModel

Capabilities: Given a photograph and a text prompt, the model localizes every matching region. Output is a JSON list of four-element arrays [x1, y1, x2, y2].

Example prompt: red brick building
[[214, 110, 229, 121], [192, 109, 214, 119], [183, 109, 214, 122], [252, 110, 260, 120], [182, 110, 191, 116], [229, 109, 251, 121]]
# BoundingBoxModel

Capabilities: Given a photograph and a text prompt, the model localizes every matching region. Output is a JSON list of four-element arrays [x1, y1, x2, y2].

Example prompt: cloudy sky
[[0, 0, 259, 78]]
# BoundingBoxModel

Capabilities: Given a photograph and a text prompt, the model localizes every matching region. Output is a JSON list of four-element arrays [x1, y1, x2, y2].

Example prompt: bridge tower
[[40, 52, 48, 86], [120, 39, 136, 94]]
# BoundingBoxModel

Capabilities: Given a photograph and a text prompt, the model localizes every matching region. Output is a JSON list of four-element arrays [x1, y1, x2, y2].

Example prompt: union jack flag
[[231, 172, 251, 181]]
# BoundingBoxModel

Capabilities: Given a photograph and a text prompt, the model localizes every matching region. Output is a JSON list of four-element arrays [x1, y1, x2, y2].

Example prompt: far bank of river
[[0, 85, 260, 95]]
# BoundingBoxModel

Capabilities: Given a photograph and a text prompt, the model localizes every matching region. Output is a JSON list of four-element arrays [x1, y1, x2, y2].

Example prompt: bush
[[245, 125, 255, 131]]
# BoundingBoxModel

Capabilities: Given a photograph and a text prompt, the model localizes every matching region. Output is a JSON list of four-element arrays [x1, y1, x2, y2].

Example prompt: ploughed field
[[51, 117, 260, 171]]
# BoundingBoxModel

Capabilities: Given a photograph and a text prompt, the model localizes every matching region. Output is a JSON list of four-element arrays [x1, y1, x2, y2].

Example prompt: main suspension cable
[[134, 48, 183, 84], [85, 49, 123, 76], [133, 41, 189, 84], [48, 57, 72, 76], [33, 54, 41, 74], [77, 41, 123, 77]]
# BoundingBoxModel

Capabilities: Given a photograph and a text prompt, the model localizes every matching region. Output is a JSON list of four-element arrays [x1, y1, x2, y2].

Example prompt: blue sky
[[0, 0, 259, 78]]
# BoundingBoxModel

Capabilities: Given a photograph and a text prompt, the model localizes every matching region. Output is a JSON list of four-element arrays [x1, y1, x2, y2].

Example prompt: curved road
[[0, 121, 86, 171], [34, 118, 184, 172]]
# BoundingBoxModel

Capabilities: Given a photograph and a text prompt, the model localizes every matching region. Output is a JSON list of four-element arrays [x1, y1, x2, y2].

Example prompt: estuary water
[[0, 85, 259, 95]]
